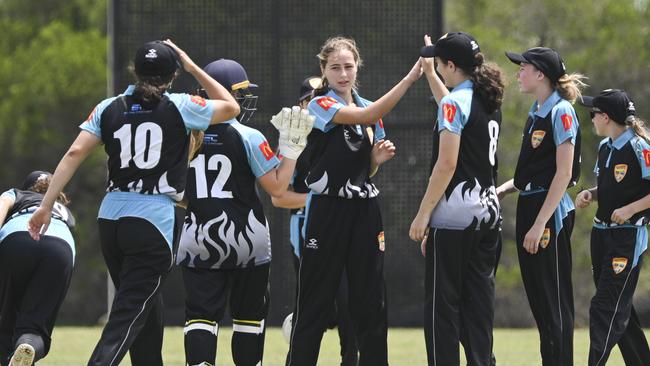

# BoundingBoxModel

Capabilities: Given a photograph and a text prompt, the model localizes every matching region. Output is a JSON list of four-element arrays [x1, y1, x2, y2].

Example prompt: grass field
[[45, 327, 647, 365]]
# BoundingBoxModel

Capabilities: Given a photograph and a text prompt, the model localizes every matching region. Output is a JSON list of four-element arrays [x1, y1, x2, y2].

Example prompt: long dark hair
[[440, 53, 505, 114], [129, 66, 179, 106]]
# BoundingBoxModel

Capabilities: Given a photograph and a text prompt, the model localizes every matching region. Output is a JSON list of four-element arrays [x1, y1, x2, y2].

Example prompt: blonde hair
[[314, 36, 363, 97], [188, 130, 204, 162], [627, 116, 650, 144], [555, 73, 588, 103]]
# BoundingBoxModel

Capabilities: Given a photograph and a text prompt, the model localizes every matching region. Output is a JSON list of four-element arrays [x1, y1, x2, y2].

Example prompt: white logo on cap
[[145, 49, 158, 59], [561, 62, 566, 71], [628, 101, 635, 112], [470, 40, 479, 50]]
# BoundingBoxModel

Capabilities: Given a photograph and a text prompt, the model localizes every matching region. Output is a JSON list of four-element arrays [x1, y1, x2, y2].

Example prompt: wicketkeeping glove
[[270, 106, 315, 160]]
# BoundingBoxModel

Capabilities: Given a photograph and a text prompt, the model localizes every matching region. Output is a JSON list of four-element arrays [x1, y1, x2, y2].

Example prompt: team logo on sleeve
[[539, 228, 551, 249], [85, 106, 97, 122], [316, 97, 338, 111], [377, 231, 385, 252], [612, 257, 628, 274], [614, 164, 628, 182], [561, 114, 573, 131], [442, 103, 457, 123], [191, 95, 207, 107], [643, 149, 650, 167], [258, 141, 275, 161], [531, 130, 546, 149]]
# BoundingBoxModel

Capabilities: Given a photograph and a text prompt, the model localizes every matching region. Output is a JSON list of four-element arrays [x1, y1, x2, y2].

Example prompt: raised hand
[[270, 106, 315, 160]]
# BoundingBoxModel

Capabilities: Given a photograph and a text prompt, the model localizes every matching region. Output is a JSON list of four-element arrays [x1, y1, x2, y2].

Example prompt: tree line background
[[0, 0, 649, 327]]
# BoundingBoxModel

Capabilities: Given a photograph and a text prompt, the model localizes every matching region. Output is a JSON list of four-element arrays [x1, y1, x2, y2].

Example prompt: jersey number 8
[[488, 120, 499, 167]]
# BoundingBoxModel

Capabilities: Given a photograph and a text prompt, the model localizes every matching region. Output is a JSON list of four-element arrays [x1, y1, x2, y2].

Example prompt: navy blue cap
[[134, 41, 180, 77], [580, 89, 636, 124], [505, 47, 566, 83], [203, 59, 258, 91], [299, 76, 321, 102], [420, 32, 481, 68], [21, 171, 51, 190]]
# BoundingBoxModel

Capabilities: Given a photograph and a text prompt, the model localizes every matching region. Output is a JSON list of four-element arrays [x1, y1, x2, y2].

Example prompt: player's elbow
[[437, 156, 457, 173], [225, 102, 241, 120]]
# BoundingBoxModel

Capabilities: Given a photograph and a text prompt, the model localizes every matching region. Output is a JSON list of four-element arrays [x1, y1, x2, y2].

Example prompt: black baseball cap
[[579, 89, 636, 124], [134, 41, 181, 77], [420, 32, 481, 68], [203, 59, 258, 91], [299, 76, 321, 102], [21, 171, 51, 190], [505, 47, 566, 83]]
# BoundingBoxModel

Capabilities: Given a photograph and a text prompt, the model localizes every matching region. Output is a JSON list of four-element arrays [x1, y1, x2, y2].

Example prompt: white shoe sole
[[10, 343, 35, 366]]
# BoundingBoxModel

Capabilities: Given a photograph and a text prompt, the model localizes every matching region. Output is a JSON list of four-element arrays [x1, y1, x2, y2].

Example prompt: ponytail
[[627, 116, 650, 144], [313, 76, 330, 98], [129, 65, 178, 106], [465, 53, 505, 114], [555, 73, 587, 103]]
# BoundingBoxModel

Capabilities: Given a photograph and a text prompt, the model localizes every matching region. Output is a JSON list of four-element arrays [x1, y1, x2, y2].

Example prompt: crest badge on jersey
[[643, 149, 650, 167], [531, 130, 546, 149], [316, 96, 338, 111], [612, 257, 628, 274], [539, 228, 551, 249], [258, 141, 275, 161], [614, 164, 628, 182], [561, 114, 573, 131], [442, 103, 457, 123], [377, 231, 385, 252]]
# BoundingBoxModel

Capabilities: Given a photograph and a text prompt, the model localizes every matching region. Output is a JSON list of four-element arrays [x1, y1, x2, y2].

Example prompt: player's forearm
[[0, 196, 14, 227], [334, 77, 416, 125], [497, 179, 517, 196], [533, 170, 572, 227], [264, 158, 297, 198], [417, 160, 456, 215], [271, 190, 307, 209], [42, 132, 99, 209], [623, 192, 650, 215], [424, 70, 449, 105]]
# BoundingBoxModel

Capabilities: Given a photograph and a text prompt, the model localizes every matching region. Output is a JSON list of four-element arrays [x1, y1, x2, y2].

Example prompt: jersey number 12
[[189, 154, 234, 199]]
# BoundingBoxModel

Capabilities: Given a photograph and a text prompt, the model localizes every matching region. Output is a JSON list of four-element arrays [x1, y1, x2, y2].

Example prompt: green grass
[[46, 327, 647, 365]]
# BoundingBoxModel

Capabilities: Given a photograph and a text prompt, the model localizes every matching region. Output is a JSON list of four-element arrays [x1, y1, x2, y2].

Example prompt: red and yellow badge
[[539, 228, 551, 249], [612, 257, 628, 274], [377, 231, 385, 252], [531, 130, 546, 149], [316, 96, 338, 111], [258, 141, 275, 161], [643, 149, 650, 167], [614, 164, 628, 182], [561, 114, 573, 131], [190, 95, 207, 107], [442, 103, 457, 123]]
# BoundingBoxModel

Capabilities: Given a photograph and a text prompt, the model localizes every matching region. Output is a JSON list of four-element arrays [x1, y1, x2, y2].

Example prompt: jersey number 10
[[189, 154, 234, 199], [113, 123, 163, 169]]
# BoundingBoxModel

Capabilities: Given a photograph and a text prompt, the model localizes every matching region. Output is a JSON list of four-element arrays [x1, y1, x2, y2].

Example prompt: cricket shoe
[[9, 343, 35, 366]]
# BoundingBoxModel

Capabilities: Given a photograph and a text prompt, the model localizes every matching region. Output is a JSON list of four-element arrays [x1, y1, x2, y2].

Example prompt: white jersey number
[[114, 123, 163, 169], [189, 154, 234, 199], [488, 120, 499, 166]]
